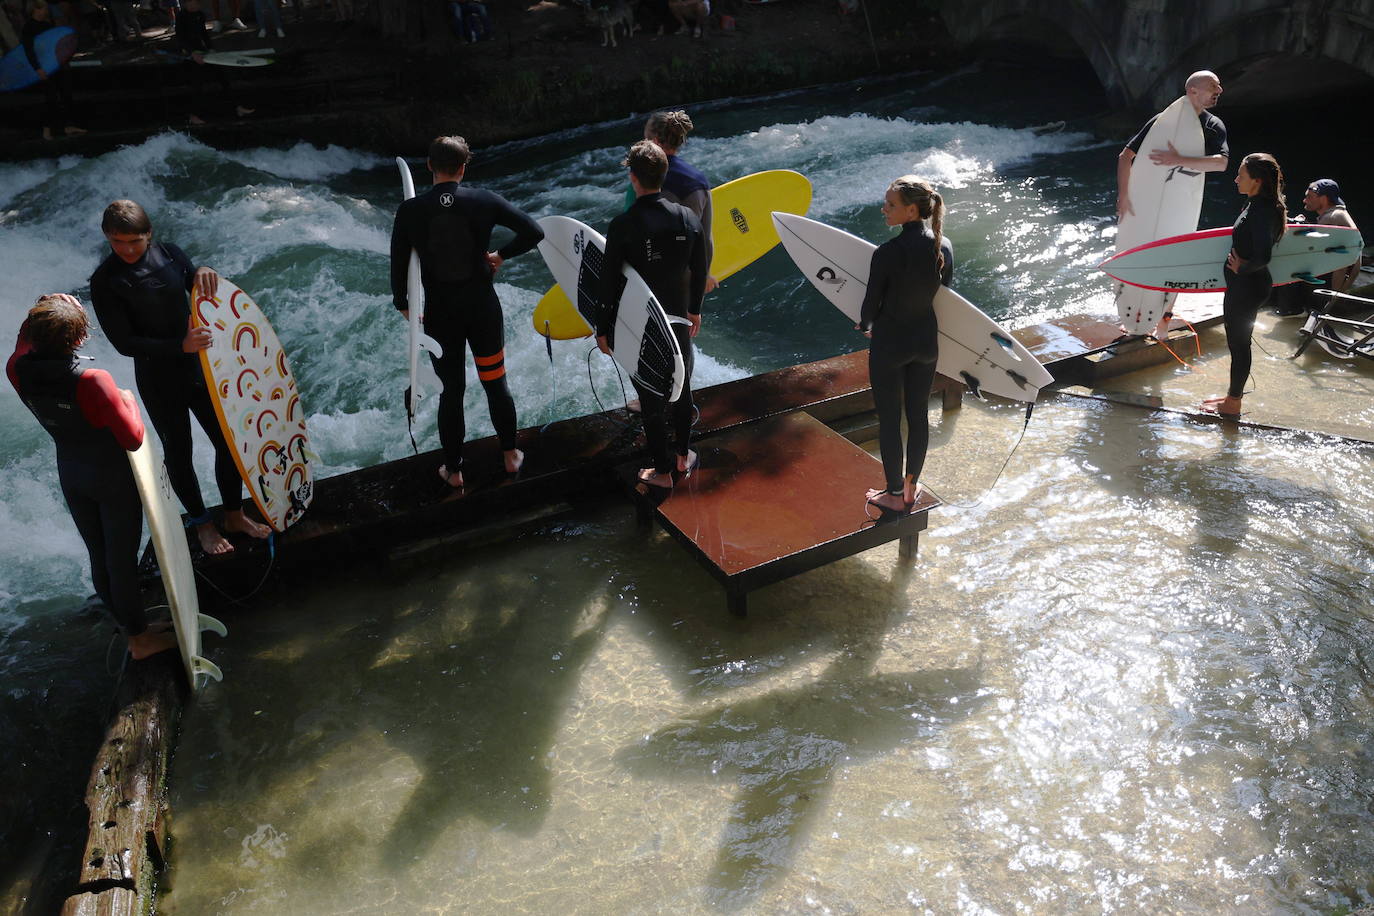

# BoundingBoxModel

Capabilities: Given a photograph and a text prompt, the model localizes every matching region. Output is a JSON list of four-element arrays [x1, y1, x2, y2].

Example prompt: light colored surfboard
[[1101, 224, 1365, 292], [396, 157, 444, 420], [532, 169, 813, 340], [0, 25, 76, 92], [202, 51, 272, 67], [127, 437, 226, 689], [537, 215, 686, 402], [193, 278, 313, 531], [772, 212, 1052, 403], [1116, 96, 1206, 334]]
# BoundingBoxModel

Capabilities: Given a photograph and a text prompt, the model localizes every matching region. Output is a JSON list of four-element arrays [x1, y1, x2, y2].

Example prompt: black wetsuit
[[859, 222, 942, 495], [1223, 198, 1280, 398], [175, 8, 232, 111], [1126, 109, 1229, 160], [22, 17, 75, 133], [599, 192, 707, 474], [90, 242, 243, 522], [389, 180, 543, 469], [8, 332, 148, 637]]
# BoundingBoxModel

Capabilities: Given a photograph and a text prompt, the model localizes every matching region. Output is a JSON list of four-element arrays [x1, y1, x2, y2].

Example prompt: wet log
[[60, 651, 185, 916]]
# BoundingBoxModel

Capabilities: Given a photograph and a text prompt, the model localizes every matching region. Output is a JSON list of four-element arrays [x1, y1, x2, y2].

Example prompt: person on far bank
[[1117, 70, 1229, 339], [1201, 152, 1286, 418], [175, 0, 254, 124], [598, 140, 707, 489], [22, 0, 87, 141], [643, 109, 717, 292], [90, 199, 272, 554], [389, 135, 543, 489], [668, 0, 708, 37], [861, 176, 945, 514], [1272, 178, 1360, 316], [7, 295, 178, 661]]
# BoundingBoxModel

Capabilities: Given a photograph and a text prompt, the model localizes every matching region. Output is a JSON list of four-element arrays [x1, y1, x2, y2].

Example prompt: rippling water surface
[[3, 64, 1373, 913]]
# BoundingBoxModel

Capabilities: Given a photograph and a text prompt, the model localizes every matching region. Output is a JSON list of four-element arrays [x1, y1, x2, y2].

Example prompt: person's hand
[[1226, 248, 1243, 272], [1148, 141, 1182, 167], [596, 334, 611, 356], [193, 266, 219, 300], [119, 388, 136, 405], [486, 251, 504, 276], [1116, 195, 1133, 221], [182, 316, 212, 353], [688, 312, 701, 338], [400, 309, 409, 321], [856, 323, 871, 339], [704, 275, 718, 293]]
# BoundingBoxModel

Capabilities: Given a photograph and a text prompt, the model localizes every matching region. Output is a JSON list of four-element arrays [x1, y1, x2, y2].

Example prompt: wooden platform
[[627, 411, 939, 616]]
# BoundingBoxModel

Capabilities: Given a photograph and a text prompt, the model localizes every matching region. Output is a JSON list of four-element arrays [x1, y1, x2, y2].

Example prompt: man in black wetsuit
[[389, 135, 544, 488], [598, 140, 707, 489], [90, 199, 271, 556]]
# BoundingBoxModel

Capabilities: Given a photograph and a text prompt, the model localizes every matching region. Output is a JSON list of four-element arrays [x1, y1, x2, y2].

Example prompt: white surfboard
[[537, 215, 687, 402], [1101, 224, 1365, 292], [1116, 96, 1207, 334], [396, 157, 444, 421], [193, 278, 314, 532], [772, 212, 1052, 402], [127, 437, 226, 690]]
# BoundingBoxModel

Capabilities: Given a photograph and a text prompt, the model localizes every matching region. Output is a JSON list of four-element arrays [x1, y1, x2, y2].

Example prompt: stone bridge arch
[[938, 0, 1374, 112]]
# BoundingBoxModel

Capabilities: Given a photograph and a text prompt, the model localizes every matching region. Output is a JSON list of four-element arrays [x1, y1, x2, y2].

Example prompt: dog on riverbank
[[574, 0, 636, 47]]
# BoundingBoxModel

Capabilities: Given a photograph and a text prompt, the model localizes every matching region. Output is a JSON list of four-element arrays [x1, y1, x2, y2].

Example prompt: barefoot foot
[[438, 464, 464, 488], [224, 509, 271, 540], [866, 489, 910, 513], [128, 627, 178, 660], [1200, 395, 1241, 417], [504, 448, 524, 475], [196, 521, 234, 555], [637, 468, 673, 489], [676, 449, 698, 474]]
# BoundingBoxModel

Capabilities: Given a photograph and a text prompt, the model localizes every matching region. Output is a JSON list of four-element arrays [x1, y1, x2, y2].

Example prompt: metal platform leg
[[898, 532, 920, 561], [726, 585, 748, 618]]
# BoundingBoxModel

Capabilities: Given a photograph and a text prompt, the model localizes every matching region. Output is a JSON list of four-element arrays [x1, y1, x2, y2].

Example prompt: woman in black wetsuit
[[861, 176, 944, 514], [1202, 152, 1286, 418], [6, 295, 176, 660]]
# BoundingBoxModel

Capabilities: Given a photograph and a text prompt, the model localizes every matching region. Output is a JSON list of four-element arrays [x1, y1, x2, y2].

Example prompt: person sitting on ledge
[[1272, 178, 1360, 317]]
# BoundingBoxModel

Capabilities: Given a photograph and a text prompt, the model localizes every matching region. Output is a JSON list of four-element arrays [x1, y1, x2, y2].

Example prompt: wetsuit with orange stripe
[[390, 180, 543, 470]]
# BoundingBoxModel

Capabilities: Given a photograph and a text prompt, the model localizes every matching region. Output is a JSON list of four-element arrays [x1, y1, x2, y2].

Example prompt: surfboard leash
[[192, 532, 276, 606], [920, 399, 1039, 511], [585, 345, 637, 431]]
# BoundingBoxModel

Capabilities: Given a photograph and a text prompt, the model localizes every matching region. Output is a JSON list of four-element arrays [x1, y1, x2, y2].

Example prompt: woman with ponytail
[[1202, 152, 1285, 417], [860, 176, 945, 513]]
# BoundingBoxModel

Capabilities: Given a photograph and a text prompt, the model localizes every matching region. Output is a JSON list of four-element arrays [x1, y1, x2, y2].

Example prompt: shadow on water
[[172, 520, 628, 883], [617, 559, 986, 909]]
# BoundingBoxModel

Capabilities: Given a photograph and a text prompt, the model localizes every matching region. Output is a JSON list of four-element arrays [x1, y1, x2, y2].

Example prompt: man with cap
[[1273, 178, 1360, 316]]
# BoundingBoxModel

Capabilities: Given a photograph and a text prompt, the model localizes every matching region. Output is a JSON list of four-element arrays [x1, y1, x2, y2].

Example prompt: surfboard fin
[[1324, 245, 1354, 254], [1005, 368, 1030, 391], [1292, 272, 1322, 285], [418, 333, 444, 358], [191, 656, 224, 683], [990, 331, 1016, 353], [198, 613, 228, 637], [960, 371, 985, 400]]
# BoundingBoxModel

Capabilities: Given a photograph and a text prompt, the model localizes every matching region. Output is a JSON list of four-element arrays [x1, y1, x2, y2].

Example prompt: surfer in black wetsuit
[[644, 110, 717, 292], [7, 295, 177, 660], [598, 140, 707, 489], [90, 199, 272, 555], [389, 135, 544, 488], [1201, 152, 1286, 418], [860, 176, 945, 514]]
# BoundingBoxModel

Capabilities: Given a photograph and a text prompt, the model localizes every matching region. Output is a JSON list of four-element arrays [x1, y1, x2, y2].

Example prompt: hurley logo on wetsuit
[[440, 192, 455, 207]]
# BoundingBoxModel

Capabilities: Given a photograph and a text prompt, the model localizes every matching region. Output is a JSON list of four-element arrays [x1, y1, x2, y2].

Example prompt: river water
[[2, 64, 1373, 913]]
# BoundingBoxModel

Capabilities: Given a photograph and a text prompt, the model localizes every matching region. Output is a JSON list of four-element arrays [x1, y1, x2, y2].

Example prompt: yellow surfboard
[[531, 169, 813, 339]]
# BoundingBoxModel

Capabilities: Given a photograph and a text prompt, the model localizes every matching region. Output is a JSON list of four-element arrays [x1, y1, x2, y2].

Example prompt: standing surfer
[[643, 110, 718, 292], [389, 136, 544, 488], [90, 199, 272, 555], [598, 140, 707, 488], [7, 295, 177, 659], [1116, 70, 1229, 340], [1201, 153, 1286, 418], [861, 176, 944, 514]]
